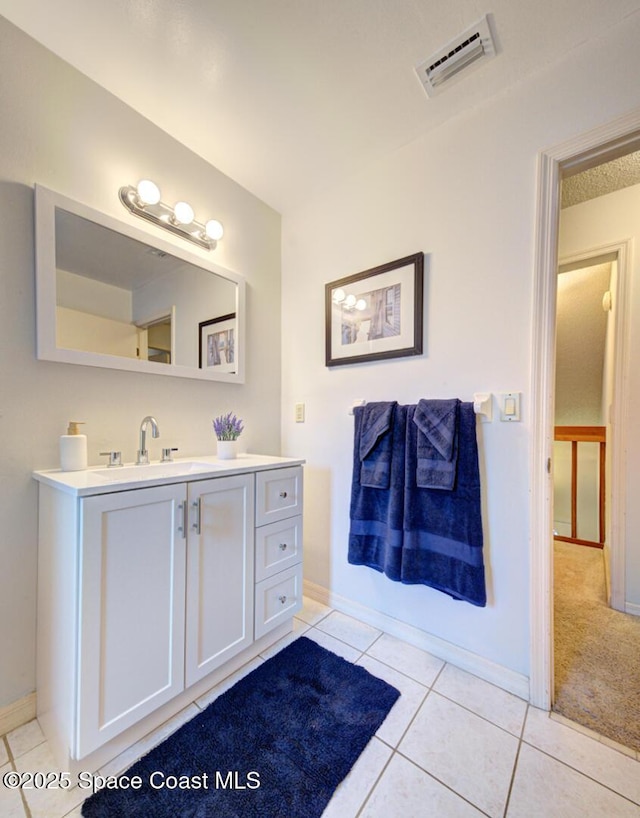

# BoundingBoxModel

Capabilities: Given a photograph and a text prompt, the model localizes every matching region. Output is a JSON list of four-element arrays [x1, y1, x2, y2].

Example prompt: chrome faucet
[[136, 416, 160, 465]]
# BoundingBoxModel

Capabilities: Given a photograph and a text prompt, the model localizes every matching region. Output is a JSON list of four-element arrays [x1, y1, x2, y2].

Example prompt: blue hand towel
[[403, 401, 486, 606], [413, 398, 459, 490], [348, 404, 407, 575], [358, 401, 397, 489]]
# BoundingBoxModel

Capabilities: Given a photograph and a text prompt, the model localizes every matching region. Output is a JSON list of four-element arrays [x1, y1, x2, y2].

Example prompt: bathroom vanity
[[33, 454, 303, 773]]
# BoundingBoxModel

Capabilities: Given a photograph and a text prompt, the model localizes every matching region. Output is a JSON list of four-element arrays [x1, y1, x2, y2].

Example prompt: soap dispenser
[[60, 421, 88, 471]]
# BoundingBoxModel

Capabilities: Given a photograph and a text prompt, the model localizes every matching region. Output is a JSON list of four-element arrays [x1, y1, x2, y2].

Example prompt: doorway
[[529, 109, 640, 715], [550, 240, 640, 746]]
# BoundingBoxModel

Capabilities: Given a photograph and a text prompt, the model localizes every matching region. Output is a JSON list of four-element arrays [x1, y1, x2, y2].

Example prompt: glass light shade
[[173, 201, 195, 225], [136, 179, 161, 205], [344, 294, 357, 308], [333, 288, 346, 304], [205, 219, 224, 241], [355, 299, 367, 311]]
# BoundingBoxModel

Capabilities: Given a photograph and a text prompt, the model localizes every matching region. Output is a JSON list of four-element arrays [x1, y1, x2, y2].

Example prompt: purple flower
[[213, 412, 244, 441]]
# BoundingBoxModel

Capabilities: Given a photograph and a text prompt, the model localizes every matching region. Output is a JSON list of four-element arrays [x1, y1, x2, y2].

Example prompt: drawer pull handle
[[278, 595, 287, 605], [177, 502, 187, 539], [279, 490, 288, 498], [191, 498, 202, 535], [279, 542, 288, 551]]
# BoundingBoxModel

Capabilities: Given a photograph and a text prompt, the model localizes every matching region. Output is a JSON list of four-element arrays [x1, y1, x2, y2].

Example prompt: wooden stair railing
[[554, 426, 606, 548]]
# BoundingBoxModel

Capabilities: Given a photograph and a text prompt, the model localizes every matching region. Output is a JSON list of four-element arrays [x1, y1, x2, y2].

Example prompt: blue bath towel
[[403, 401, 486, 606], [413, 398, 459, 490], [359, 401, 397, 488], [348, 404, 407, 576]]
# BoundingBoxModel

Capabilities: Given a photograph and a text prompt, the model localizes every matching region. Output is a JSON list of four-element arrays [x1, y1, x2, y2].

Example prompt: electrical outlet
[[295, 403, 305, 423]]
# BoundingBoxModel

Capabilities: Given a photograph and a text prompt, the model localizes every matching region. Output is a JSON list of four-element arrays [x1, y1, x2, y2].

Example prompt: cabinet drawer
[[254, 564, 303, 639], [255, 466, 303, 526], [255, 516, 302, 582]]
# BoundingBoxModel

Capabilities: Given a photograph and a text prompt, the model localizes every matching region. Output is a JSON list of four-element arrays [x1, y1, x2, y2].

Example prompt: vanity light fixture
[[119, 180, 224, 250]]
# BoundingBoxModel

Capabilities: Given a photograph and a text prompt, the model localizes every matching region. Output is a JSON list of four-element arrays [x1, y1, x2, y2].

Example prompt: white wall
[[0, 17, 282, 708], [281, 12, 640, 678], [57, 269, 133, 322], [554, 264, 610, 425], [559, 184, 640, 609]]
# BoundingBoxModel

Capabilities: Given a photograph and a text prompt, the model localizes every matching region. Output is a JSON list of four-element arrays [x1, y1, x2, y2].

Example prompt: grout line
[[392, 749, 493, 817], [359, 630, 451, 692], [430, 688, 525, 740], [308, 626, 374, 659], [549, 709, 639, 759], [387, 685, 430, 752], [519, 738, 640, 808], [353, 745, 395, 818], [501, 702, 529, 817], [1, 736, 32, 818], [356, 653, 439, 691], [430, 659, 448, 689]]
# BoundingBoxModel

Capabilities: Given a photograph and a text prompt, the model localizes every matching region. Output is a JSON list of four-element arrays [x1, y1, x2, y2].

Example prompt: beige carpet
[[553, 540, 640, 752]]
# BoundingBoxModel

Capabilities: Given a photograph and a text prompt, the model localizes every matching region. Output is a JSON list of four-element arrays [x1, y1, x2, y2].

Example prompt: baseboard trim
[[0, 692, 37, 737], [303, 579, 530, 701], [625, 601, 640, 617]]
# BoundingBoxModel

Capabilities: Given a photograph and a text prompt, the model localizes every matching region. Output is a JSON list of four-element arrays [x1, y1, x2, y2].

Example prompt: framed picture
[[325, 252, 424, 367], [199, 313, 236, 373]]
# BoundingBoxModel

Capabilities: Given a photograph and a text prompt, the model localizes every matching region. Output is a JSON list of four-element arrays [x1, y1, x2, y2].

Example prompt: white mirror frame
[[34, 184, 246, 383]]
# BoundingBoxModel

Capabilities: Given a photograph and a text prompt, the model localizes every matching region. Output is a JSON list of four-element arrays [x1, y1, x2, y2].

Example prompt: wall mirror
[[34, 185, 245, 382]]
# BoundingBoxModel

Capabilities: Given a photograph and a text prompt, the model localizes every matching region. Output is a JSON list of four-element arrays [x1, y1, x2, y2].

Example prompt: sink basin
[[92, 461, 219, 482]]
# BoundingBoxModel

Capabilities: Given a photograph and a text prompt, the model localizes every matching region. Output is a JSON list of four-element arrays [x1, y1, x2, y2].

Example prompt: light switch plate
[[499, 392, 521, 422], [295, 403, 305, 423]]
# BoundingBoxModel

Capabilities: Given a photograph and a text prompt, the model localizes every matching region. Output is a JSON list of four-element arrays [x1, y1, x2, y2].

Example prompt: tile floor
[[2, 597, 639, 817]]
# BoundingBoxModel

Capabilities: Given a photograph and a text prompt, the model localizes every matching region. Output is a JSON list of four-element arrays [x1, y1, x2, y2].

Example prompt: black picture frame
[[325, 252, 424, 367], [198, 313, 236, 373]]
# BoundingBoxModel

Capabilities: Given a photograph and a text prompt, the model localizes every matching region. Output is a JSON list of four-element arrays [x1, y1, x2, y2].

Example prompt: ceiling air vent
[[415, 15, 496, 98]]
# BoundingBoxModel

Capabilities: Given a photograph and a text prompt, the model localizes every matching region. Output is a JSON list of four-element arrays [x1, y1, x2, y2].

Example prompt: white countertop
[[33, 453, 305, 497]]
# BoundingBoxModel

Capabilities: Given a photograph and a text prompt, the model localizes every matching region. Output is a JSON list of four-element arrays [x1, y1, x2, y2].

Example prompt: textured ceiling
[[1, 1, 640, 212], [561, 151, 640, 208]]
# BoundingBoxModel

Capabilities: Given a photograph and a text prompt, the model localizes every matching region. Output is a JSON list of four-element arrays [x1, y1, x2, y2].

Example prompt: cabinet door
[[76, 483, 187, 758], [185, 474, 254, 687]]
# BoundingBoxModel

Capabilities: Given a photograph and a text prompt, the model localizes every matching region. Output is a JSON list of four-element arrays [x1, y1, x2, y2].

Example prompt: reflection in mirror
[[35, 186, 245, 382]]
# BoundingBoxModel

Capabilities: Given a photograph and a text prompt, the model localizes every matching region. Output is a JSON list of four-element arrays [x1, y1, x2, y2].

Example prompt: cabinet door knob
[[278, 595, 287, 605], [279, 542, 288, 551], [279, 491, 288, 498]]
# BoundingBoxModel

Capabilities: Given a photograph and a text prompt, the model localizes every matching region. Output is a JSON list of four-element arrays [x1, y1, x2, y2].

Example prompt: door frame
[[529, 109, 640, 709]]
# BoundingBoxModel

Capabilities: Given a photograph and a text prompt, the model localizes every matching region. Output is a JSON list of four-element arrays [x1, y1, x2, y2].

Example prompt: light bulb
[[333, 288, 346, 304], [136, 179, 161, 206], [344, 294, 357, 308], [173, 201, 195, 225], [205, 219, 224, 241], [355, 299, 367, 311]]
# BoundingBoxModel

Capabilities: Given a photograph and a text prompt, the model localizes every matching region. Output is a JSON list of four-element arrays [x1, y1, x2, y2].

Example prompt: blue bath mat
[[81, 636, 400, 817]]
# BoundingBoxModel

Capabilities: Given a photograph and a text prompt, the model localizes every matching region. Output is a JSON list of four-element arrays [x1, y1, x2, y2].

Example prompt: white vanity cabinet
[[34, 455, 302, 772], [254, 466, 304, 638]]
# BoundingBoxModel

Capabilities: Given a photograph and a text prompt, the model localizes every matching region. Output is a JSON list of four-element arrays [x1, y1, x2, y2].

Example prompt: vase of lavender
[[213, 412, 244, 459]]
